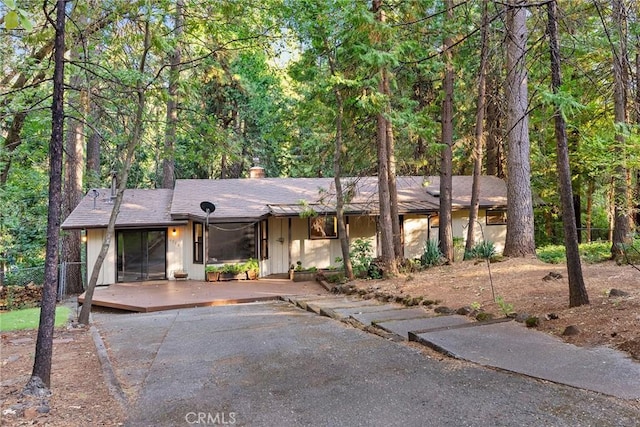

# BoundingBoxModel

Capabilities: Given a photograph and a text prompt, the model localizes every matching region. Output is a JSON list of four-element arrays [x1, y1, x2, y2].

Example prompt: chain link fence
[[0, 262, 86, 301]]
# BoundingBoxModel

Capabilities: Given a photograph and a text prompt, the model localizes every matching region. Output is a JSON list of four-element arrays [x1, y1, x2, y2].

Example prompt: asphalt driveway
[[93, 302, 640, 426]]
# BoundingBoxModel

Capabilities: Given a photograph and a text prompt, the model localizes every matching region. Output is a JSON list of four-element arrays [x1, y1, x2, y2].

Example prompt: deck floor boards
[[78, 279, 328, 312]]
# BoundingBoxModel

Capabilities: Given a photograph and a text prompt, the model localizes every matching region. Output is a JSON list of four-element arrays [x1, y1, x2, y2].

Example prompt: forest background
[[2, 0, 640, 285]]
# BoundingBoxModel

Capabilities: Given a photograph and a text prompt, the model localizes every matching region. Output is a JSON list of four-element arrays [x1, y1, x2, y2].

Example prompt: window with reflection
[[309, 216, 338, 239]]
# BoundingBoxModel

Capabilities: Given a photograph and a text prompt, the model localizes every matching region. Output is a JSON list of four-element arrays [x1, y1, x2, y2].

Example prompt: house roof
[[61, 189, 183, 230], [171, 175, 507, 222], [62, 175, 507, 229]]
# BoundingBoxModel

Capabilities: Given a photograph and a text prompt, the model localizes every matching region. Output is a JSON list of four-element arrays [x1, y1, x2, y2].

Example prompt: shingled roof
[[62, 175, 507, 229], [61, 189, 182, 230]]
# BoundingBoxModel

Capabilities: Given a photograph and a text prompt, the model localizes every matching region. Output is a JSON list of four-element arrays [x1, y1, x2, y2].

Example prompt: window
[[193, 222, 203, 264], [208, 222, 256, 263], [430, 214, 439, 228], [309, 216, 338, 239], [486, 209, 507, 225], [260, 219, 268, 260]]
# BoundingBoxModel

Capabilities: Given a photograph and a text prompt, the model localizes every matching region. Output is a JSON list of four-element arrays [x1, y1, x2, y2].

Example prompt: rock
[[23, 406, 38, 419], [37, 404, 50, 414], [542, 272, 563, 281], [562, 325, 580, 336], [456, 306, 473, 316], [545, 313, 559, 320], [2, 408, 17, 416], [434, 306, 454, 315], [475, 312, 494, 322], [514, 313, 531, 323], [525, 316, 539, 328], [609, 288, 629, 297]]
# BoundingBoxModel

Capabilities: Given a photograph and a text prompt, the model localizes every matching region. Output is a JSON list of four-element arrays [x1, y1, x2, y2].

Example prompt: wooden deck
[[78, 278, 329, 313]]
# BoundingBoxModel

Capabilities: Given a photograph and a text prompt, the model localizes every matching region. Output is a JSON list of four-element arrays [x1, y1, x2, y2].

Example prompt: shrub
[[350, 238, 375, 278], [469, 240, 497, 260], [536, 245, 567, 264], [420, 239, 443, 268], [537, 242, 612, 264]]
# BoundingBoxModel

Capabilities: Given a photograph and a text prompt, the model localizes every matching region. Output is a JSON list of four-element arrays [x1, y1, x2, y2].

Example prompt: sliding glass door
[[117, 229, 167, 282]]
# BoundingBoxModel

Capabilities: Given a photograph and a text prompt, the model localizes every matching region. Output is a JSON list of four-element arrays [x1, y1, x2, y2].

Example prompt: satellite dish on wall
[[200, 201, 216, 228], [200, 201, 216, 214]]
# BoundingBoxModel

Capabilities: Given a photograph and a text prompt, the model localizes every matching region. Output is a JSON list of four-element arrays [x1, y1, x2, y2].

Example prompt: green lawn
[[0, 306, 71, 331]]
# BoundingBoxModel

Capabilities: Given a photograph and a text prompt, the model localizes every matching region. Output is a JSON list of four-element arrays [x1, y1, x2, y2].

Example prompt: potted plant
[[244, 258, 259, 280], [219, 263, 247, 281], [290, 261, 318, 282], [205, 265, 221, 282]]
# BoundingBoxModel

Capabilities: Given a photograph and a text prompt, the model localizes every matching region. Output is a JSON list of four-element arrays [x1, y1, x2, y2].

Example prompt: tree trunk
[[373, 0, 398, 276], [61, 46, 88, 295], [86, 122, 102, 187], [161, 0, 183, 189], [79, 19, 151, 325], [465, 0, 489, 256], [439, 0, 455, 263], [547, 0, 589, 307], [610, 0, 632, 258], [503, 0, 536, 257], [384, 82, 402, 259], [485, 72, 503, 177], [586, 179, 594, 242], [326, 44, 354, 281], [26, 0, 65, 391]]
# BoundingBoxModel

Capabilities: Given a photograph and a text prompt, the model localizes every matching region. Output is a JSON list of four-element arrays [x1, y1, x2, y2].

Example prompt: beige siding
[[167, 226, 189, 280], [348, 216, 377, 257], [265, 217, 289, 276], [430, 209, 506, 253], [403, 215, 429, 259], [86, 228, 115, 286]]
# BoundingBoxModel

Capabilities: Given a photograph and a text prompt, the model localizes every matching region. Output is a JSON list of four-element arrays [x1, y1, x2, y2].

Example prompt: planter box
[[219, 272, 248, 281], [290, 270, 317, 282], [206, 271, 220, 282]]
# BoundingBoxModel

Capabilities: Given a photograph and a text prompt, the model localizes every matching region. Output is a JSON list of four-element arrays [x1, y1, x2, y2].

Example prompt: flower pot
[[206, 271, 220, 282]]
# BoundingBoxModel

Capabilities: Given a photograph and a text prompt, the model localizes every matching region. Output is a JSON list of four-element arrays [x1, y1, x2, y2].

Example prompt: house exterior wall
[[403, 215, 430, 259], [84, 210, 506, 284], [167, 226, 187, 280], [286, 215, 378, 273], [429, 209, 506, 254], [86, 228, 115, 286]]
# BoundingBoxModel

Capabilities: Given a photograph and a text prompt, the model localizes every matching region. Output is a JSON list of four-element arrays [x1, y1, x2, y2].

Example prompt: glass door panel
[[117, 230, 166, 282]]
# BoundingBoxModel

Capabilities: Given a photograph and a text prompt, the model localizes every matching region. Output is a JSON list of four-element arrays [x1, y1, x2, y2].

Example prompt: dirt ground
[[0, 325, 124, 426], [1, 257, 638, 425], [349, 257, 640, 361]]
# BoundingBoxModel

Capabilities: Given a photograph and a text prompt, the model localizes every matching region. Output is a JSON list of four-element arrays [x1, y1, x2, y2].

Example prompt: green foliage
[[292, 261, 317, 272], [0, 306, 70, 331], [537, 242, 612, 264], [206, 263, 247, 275], [536, 245, 566, 264], [243, 258, 259, 275], [468, 241, 497, 260], [350, 238, 375, 278], [616, 235, 640, 264], [420, 239, 443, 268], [495, 296, 515, 316], [1, 166, 48, 267]]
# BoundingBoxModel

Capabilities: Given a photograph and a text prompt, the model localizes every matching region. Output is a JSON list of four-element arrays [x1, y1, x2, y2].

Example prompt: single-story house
[[61, 171, 507, 285]]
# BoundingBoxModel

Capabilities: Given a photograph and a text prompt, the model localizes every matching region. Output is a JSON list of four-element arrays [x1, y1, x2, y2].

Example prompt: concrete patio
[[78, 278, 328, 312]]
